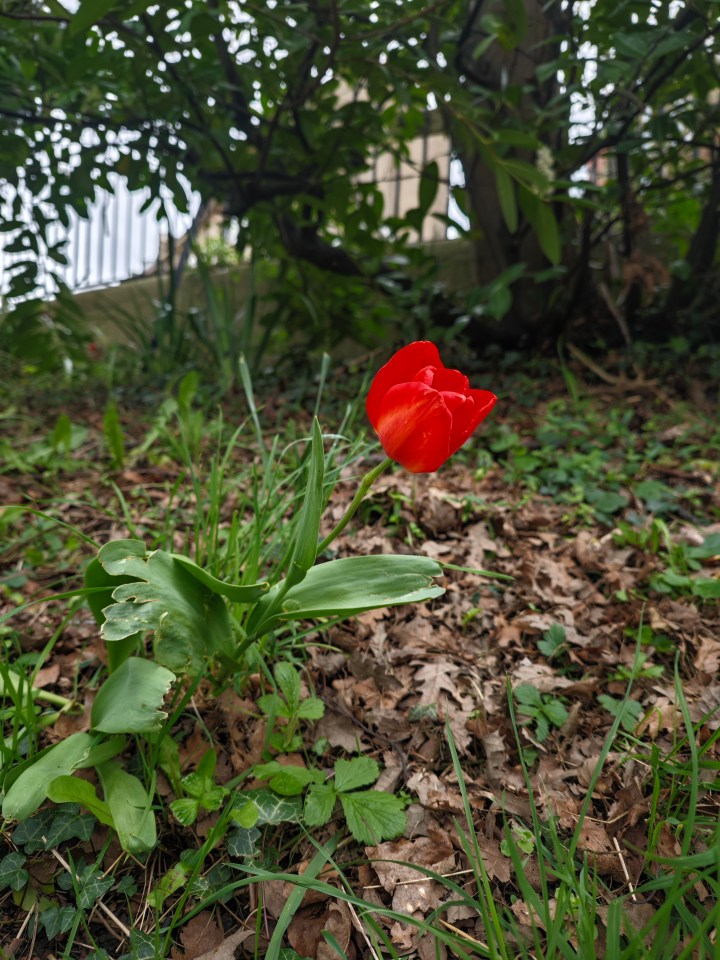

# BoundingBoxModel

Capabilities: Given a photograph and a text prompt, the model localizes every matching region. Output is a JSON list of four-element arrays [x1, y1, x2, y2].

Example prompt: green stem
[[316, 456, 393, 555], [239, 457, 393, 651]]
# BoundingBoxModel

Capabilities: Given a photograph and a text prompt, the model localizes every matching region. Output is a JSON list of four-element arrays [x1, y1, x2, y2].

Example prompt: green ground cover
[[0, 342, 718, 960]]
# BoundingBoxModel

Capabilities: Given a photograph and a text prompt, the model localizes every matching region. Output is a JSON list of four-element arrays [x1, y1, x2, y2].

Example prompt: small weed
[[513, 683, 569, 742]]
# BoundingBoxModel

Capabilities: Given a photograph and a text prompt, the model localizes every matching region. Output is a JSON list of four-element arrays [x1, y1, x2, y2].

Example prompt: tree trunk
[[445, 0, 570, 343]]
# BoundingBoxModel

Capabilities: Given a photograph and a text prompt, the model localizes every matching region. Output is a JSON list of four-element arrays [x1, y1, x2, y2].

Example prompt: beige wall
[[75, 239, 474, 346]]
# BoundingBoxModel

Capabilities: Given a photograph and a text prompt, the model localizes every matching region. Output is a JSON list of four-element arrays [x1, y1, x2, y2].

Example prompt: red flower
[[366, 341, 497, 473]]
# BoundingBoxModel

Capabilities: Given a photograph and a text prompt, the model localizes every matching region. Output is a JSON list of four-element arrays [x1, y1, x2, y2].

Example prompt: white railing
[[1, 119, 454, 301]]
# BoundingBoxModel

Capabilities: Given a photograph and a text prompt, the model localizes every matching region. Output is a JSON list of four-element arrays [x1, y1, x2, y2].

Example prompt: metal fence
[[0, 122, 455, 301]]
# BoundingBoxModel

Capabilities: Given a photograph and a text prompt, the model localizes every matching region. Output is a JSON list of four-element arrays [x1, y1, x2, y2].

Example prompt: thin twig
[[613, 836, 638, 902], [344, 899, 383, 960]]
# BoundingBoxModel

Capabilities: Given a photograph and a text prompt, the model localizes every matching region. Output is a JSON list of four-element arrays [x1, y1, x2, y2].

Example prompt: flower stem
[[316, 456, 393, 555]]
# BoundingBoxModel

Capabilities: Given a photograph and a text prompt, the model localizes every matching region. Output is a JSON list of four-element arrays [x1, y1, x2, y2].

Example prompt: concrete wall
[[76, 238, 476, 346]]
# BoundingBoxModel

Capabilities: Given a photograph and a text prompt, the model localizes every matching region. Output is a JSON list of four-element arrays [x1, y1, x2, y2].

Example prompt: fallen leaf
[[171, 911, 224, 960], [193, 928, 253, 960]]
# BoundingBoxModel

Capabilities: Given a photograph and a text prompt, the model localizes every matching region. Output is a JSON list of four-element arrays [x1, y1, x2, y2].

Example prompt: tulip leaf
[[250, 555, 444, 636], [46, 776, 116, 828], [91, 657, 175, 734], [84, 556, 141, 671], [169, 553, 270, 603], [2, 733, 96, 822], [97, 540, 233, 674], [97, 761, 157, 854], [285, 417, 325, 589]]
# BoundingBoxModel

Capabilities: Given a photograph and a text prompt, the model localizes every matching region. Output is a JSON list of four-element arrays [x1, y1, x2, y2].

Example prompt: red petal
[[429, 366, 469, 393], [447, 389, 497, 454], [366, 341, 441, 429], [373, 381, 452, 473]]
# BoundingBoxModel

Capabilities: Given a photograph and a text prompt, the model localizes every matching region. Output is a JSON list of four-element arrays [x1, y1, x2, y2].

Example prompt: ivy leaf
[[39, 904, 77, 939], [57, 862, 114, 910], [226, 826, 261, 858], [0, 852, 29, 891], [339, 791, 407, 845], [11, 804, 95, 852]]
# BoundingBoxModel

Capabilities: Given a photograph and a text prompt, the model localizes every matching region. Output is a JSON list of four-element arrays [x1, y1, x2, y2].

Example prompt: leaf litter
[[1, 359, 719, 958]]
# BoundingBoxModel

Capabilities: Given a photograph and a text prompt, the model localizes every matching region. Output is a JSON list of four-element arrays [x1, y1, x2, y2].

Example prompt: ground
[[0, 345, 719, 959]]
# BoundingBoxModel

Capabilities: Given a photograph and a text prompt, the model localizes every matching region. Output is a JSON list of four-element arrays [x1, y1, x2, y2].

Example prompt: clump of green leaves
[[258, 662, 325, 753], [169, 750, 228, 827], [254, 756, 407, 844], [513, 684, 569, 742]]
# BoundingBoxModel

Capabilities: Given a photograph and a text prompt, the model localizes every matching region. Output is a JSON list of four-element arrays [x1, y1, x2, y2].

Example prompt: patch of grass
[[0, 346, 718, 958]]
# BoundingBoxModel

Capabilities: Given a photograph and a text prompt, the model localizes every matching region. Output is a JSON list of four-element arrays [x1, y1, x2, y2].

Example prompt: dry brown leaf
[[477, 835, 512, 883], [170, 911, 224, 960], [316, 712, 364, 752], [417, 931, 448, 960], [366, 832, 456, 915], [192, 928, 253, 960], [406, 771, 464, 812], [287, 906, 328, 958], [576, 823, 624, 880], [413, 659, 461, 706], [694, 636, 720, 678], [317, 901, 354, 960]]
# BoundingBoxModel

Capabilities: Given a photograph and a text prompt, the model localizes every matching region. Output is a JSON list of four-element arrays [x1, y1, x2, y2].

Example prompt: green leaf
[[495, 166, 518, 233], [339, 791, 407, 844], [542, 700, 569, 727], [693, 578, 720, 599], [231, 800, 259, 829], [69, 0, 119, 35], [12, 805, 96, 853], [170, 797, 200, 826], [518, 187, 561, 265], [0, 852, 29, 891], [170, 553, 269, 603], [2, 733, 96, 822], [304, 783, 337, 827], [513, 684, 542, 708], [296, 698, 325, 720], [84, 557, 141, 670], [232, 788, 302, 825], [39, 904, 77, 939], [688, 533, 720, 560], [146, 862, 189, 910], [274, 661, 301, 713], [254, 762, 323, 796], [334, 757, 379, 793], [418, 160, 439, 216], [537, 623, 566, 658], [226, 826, 261, 857], [286, 418, 325, 588], [98, 540, 233, 674], [250, 555, 444, 636], [103, 400, 125, 470], [58, 861, 114, 910], [47, 776, 115, 828], [97, 761, 157, 854], [91, 657, 175, 734]]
